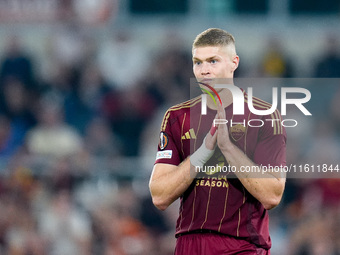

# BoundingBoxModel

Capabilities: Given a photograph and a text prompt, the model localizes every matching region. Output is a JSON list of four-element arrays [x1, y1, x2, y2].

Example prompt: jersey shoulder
[[168, 96, 201, 112], [245, 94, 273, 110], [244, 94, 285, 136], [245, 94, 283, 116], [160, 97, 201, 132]]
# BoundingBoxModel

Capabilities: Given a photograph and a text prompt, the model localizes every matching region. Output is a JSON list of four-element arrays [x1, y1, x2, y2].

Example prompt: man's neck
[[206, 87, 235, 110]]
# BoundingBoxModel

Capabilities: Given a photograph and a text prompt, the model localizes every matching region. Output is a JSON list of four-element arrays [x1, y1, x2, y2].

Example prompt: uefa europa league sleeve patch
[[159, 132, 169, 150], [156, 150, 173, 160]]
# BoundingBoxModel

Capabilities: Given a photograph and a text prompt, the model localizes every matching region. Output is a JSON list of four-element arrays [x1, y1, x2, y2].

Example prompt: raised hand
[[216, 103, 231, 151]]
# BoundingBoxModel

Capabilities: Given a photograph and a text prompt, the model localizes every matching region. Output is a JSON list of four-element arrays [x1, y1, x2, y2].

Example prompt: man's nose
[[200, 63, 211, 76]]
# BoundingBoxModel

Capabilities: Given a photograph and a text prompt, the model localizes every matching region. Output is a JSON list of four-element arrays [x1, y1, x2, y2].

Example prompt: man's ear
[[232, 55, 239, 72]]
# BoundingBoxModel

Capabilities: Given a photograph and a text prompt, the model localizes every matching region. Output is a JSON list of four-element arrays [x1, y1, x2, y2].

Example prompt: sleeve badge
[[159, 132, 169, 150]]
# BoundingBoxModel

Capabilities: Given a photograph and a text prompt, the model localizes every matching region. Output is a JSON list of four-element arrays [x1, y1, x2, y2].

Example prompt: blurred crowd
[[0, 25, 340, 254]]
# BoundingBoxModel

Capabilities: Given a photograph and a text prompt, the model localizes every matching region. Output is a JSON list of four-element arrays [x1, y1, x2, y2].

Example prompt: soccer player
[[149, 28, 286, 255]]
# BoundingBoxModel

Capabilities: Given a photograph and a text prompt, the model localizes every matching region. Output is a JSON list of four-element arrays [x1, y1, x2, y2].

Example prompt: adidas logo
[[182, 128, 197, 140]]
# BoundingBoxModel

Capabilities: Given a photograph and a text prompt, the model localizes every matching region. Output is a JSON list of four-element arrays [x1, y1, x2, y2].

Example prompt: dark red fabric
[[175, 233, 270, 255]]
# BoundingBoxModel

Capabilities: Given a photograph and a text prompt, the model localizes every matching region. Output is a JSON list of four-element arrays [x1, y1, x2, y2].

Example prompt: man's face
[[192, 45, 238, 86]]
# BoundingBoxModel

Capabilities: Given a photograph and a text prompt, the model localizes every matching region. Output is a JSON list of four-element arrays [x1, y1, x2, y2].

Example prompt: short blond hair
[[193, 28, 235, 49]]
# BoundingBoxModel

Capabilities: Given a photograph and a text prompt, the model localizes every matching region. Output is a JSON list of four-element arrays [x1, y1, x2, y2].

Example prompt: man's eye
[[195, 61, 201, 65], [210, 59, 217, 64]]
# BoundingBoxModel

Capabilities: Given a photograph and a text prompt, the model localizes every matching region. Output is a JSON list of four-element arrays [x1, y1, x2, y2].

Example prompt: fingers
[[217, 102, 226, 120], [206, 104, 227, 150], [210, 113, 219, 135], [210, 126, 217, 136], [210, 123, 217, 135], [205, 122, 218, 150], [215, 103, 229, 138]]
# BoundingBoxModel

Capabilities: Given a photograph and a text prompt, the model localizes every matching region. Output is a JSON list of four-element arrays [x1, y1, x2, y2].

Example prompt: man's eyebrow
[[192, 55, 219, 61], [206, 56, 219, 61]]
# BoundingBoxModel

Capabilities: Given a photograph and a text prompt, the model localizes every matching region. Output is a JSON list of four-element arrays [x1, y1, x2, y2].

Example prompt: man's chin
[[197, 79, 215, 87]]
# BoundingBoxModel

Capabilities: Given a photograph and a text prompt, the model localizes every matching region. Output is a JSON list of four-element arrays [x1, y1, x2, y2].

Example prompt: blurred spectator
[[0, 35, 36, 90], [313, 36, 340, 78], [144, 47, 192, 107], [84, 117, 120, 158], [47, 22, 94, 71], [90, 186, 158, 255], [5, 206, 45, 255], [26, 102, 83, 158], [0, 115, 22, 159], [38, 189, 92, 255], [140, 197, 170, 235], [39, 62, 79, 108], [329, 85, 340, 135], [102, 84, 157, 156], [259, 38, 294, 77], [0, 78, 36, 157], [63, 64, 113, 134], [0, 77, 36, 126], [47, 157, 81, 194], [97, 31, 150, 89], [304, 120, 340, 168], [288, 210, 339, 255]]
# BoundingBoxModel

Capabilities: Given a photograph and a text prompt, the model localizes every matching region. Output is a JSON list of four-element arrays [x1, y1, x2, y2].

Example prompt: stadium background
[[0, 0, 340, 254]]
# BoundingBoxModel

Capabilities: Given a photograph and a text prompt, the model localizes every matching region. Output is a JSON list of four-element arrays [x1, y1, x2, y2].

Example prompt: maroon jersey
[[155, 91, 286, 249]]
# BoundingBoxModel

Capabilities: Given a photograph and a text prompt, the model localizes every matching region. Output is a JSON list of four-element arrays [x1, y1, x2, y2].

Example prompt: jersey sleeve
[[154, 110, 182, 166], [253, 109, 287, 167]]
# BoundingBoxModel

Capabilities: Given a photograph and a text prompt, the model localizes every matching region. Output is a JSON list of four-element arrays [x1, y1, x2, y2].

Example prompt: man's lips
[[200, 78, 213, 84]]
